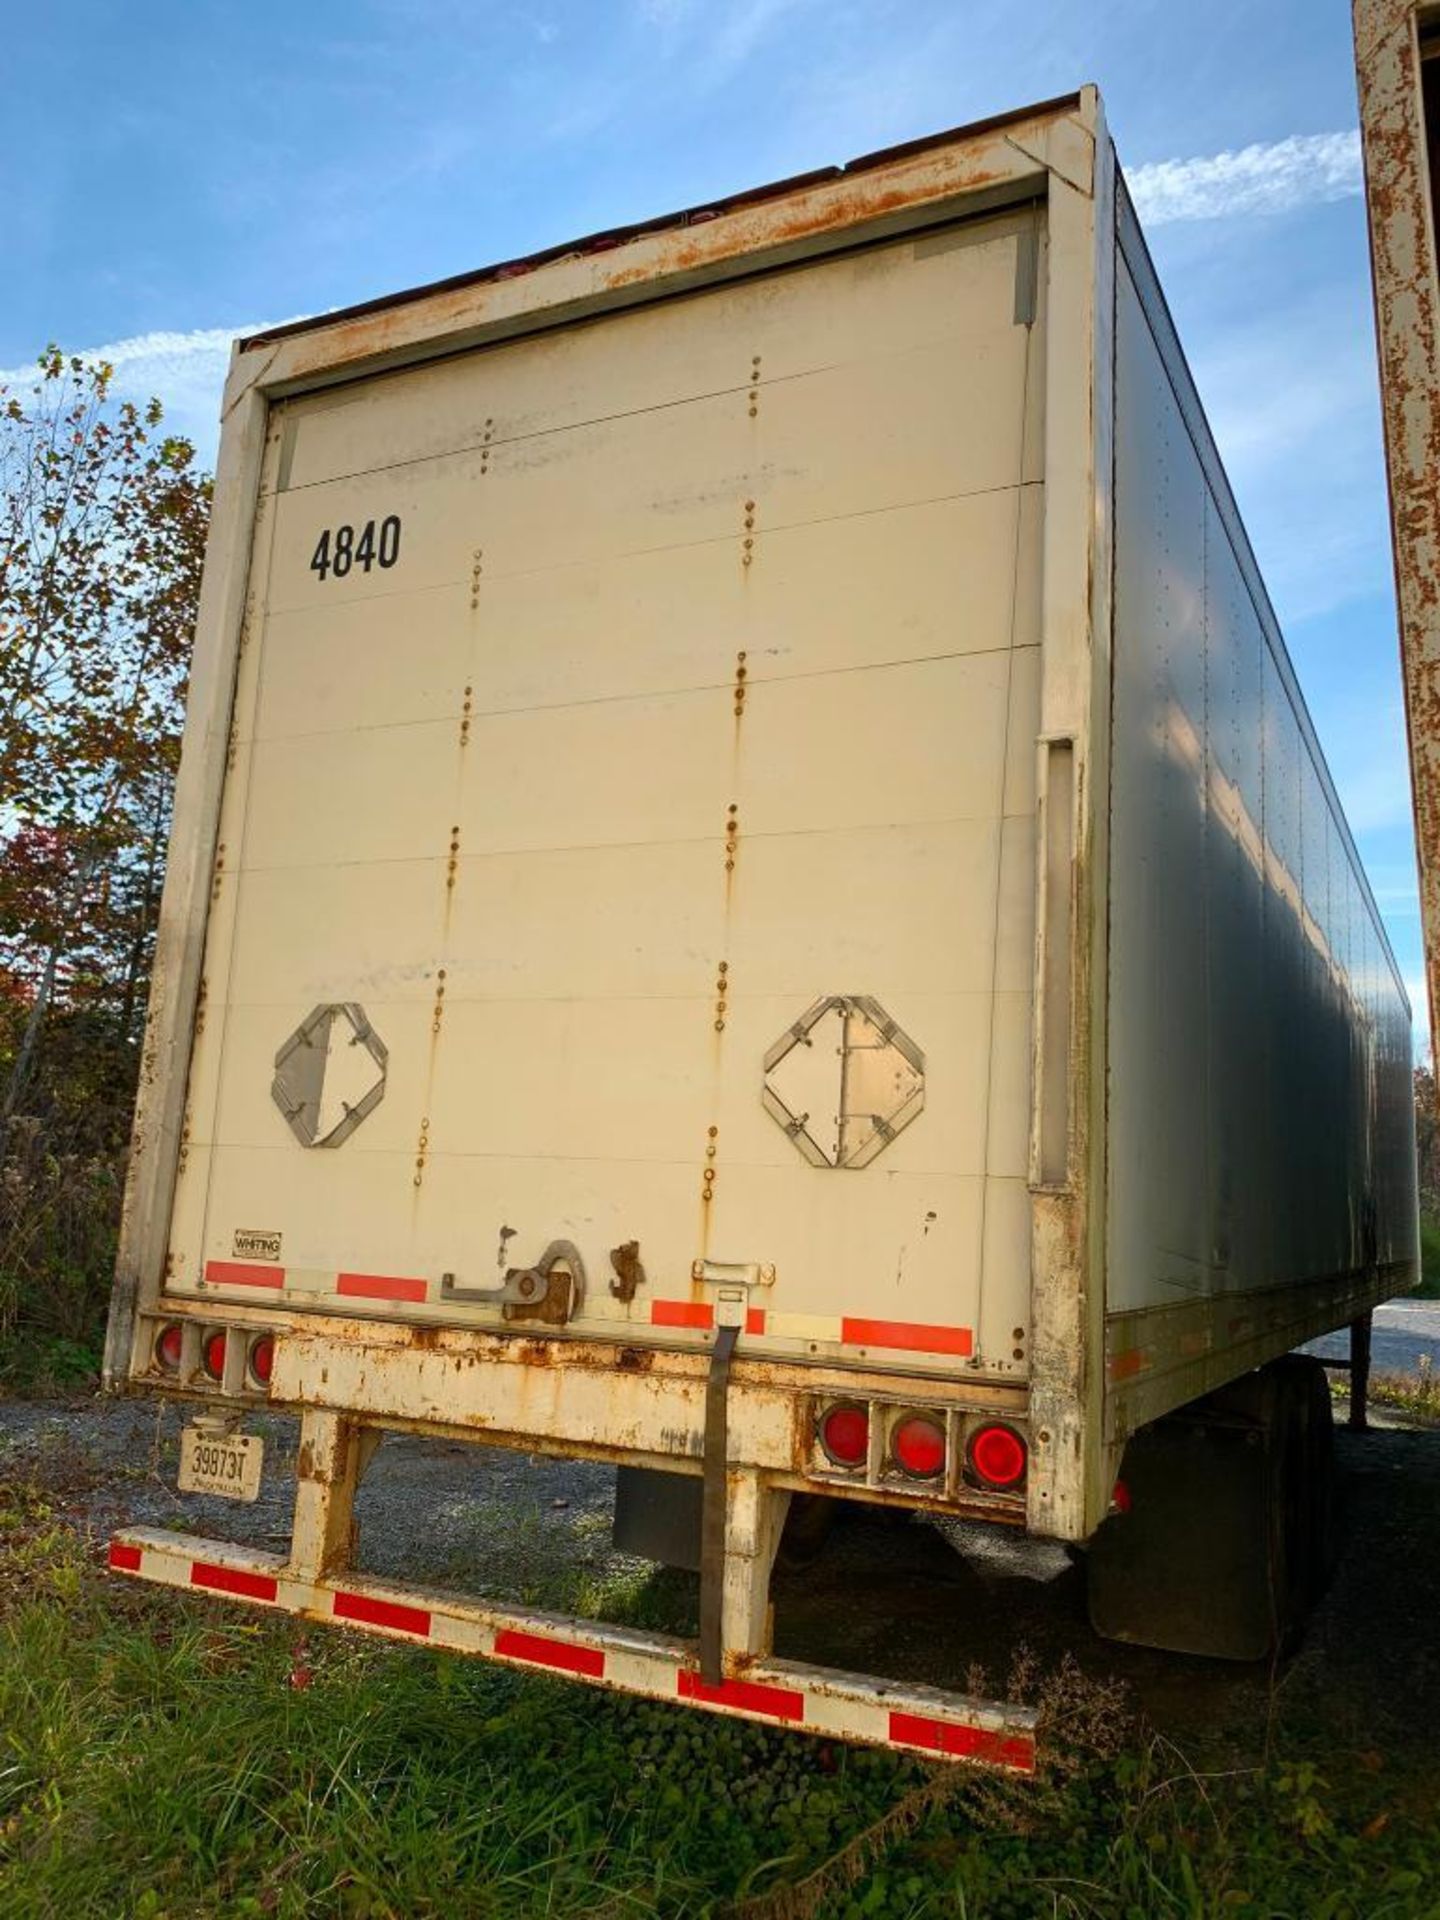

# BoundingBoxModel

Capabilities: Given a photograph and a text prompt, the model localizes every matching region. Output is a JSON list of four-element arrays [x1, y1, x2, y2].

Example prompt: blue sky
[[4, 0, 1421, 1040]]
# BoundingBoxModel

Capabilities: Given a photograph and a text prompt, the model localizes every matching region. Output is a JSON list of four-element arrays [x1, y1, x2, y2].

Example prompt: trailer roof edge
[[238, 90, 1087, 353]]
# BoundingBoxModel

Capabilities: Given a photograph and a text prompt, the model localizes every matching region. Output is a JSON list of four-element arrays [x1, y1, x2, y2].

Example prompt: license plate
[[178, 1427, 264, 1502]]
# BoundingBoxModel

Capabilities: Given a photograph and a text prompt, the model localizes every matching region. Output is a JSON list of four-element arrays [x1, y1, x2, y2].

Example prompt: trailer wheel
[[1088, 1356, 1327, 1660]]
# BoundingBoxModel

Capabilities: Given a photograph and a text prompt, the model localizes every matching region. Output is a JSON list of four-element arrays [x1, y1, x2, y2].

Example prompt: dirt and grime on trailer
[[1, 1389, 1437, 1760]]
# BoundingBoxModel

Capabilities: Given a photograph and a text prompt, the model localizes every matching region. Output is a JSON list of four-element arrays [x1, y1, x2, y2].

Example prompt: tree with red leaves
[[0, 347, 211, 1146]]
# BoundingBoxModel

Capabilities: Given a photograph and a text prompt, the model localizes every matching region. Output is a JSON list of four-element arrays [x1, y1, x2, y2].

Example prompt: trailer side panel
[[1105, 190, 1417, 1438]]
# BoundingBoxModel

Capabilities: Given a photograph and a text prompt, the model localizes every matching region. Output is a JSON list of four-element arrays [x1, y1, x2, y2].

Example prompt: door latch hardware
[[440, 1240, 586, 1327], [691, 1259, 776, 1288], [609, 1240, 646, 1302]]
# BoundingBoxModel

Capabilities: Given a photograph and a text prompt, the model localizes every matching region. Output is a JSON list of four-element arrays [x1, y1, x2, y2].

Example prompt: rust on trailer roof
[[1354, 0, 1440, 1048], [239, 90, 1083, 352]]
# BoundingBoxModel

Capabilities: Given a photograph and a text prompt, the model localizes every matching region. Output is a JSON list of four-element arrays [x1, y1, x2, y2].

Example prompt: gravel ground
[[3, 1388, 1437, 1754], [1307, 1297, 1440, 1374], [0, 1396, 628, 1600]]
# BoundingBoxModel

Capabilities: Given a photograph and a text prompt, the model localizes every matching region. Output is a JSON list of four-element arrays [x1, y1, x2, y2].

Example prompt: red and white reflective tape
[[649, 1300, 768, 1335], [646, 1300, 973, 1357], [198, 1261, 974, 1359], [202, 1261, 425, 1303], [107, 1528, 1036, 1774]]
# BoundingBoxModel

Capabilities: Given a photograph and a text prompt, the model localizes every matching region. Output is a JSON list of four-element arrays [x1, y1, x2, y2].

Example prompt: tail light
[[248, 1334, 275, 1386], [154, 1324, 183, 1372], [202, 1329, 227, 1381], [891, 1412, 946, 1480], [966, 1422, 1027, 1490], [818, 1402, 869, 1468]]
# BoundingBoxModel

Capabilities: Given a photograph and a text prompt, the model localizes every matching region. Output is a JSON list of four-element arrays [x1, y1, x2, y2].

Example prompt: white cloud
[[1365, 866, 1423, 913], [1, 324, 248, 397], [1128, 130, 1362, 226], [0, 320, 298, 467], [1325, 737, 1415, 837], [633, 0, 811, 85], [707, 0, 809, 77], [1188, 283, 1389, 625]]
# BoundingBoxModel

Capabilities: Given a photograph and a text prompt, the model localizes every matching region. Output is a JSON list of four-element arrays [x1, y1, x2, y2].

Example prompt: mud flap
[[613, 1467, 703, 1571]]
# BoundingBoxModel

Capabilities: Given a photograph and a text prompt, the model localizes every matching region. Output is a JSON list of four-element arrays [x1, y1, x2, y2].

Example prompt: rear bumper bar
[[108, 1526, 1038, 1773]]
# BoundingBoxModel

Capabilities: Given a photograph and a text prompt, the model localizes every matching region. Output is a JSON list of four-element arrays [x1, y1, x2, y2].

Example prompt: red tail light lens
[[155, 1324, 183, 1371], [818, 1403, 869, 1468], [891, 1413, 946, 1479], [967, 1422, 1027, 1490], [248, 1334, 275, 1386], [202, 1330, 227, 1380]]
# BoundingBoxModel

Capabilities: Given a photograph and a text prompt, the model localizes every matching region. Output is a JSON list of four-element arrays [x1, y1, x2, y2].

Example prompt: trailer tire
[[1088, 1357, 1325, 1660]]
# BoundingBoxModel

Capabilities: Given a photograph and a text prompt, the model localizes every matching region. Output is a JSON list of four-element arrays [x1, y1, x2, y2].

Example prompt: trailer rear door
[[166, 205, 1046, 1378]]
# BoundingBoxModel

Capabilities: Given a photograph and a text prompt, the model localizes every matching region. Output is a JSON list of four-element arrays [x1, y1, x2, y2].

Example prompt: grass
[[0, 1330, 105, 1396], [1415, 1214, 1440, 1300], [4, 1463, 1440, 1918], [1366, 1358, 1440, 1422]]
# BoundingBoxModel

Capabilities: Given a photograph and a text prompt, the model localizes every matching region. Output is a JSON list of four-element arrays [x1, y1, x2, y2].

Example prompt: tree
[[1416, 1064, 1440, 1217], [0, 347, 211, 1146]]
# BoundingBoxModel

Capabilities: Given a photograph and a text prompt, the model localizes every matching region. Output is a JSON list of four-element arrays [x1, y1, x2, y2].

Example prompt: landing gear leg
[[1348, 1310, 1373, 1434]]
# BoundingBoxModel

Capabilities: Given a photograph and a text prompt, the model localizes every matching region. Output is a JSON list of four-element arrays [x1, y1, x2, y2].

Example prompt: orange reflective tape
[[494, 1628, 605, 1677], [336, 1272, 428, 1303], [651, 1300, 714, 1330], [333, 1590, 432, 1637], [191, 1561, 278, 1603], [889, 1709, 1035, 1771], [677, 1669, 804, 1721], [841, 1317, 973, 1356], [204, 1261, 284, 1289]]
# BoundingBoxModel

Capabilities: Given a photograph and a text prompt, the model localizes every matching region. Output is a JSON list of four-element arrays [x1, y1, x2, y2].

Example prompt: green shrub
[[0, 1121, 120, 1389], [1415, 1212, 1440, 1300]]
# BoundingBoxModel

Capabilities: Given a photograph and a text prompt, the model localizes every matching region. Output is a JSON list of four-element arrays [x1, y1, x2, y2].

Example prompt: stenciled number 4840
[[310, 514, 402, 582]]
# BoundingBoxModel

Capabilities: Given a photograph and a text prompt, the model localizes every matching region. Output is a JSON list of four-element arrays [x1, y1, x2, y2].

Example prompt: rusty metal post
[[718, 1468, 790, 1664], [1353, 0, 1440, 1048], [1349, 1310, 1374, 1432], [288, 1409, 364, 1581]]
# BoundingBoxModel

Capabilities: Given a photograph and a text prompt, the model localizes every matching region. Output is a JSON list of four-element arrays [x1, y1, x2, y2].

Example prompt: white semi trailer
[[104, 87, 1417, 1772]]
